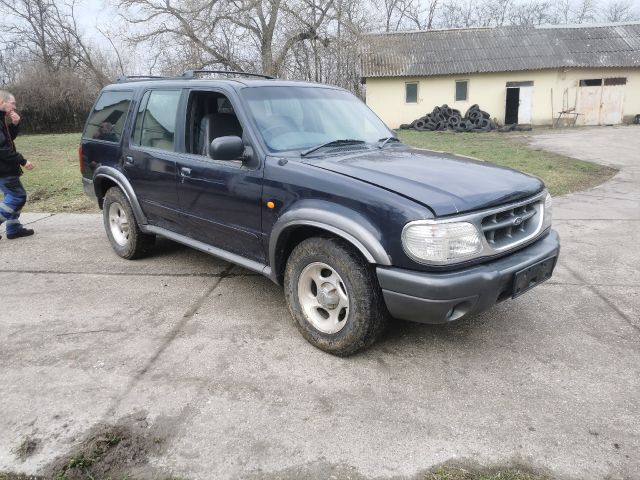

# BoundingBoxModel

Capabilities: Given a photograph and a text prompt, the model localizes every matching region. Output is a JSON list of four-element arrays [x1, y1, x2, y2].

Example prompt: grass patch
[[13, 133, 97, 213], [12, 438, 40, 461], [398, 130, 617, 196], [426, 466, 550, 480]]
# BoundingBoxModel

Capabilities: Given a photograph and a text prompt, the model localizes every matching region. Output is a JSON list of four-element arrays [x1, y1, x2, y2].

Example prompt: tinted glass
[[405, 83, 418, 103], [604, 77, 626, 86], [131, 91, 150, 146], [140, 90, 181, 151], [83, 90, 132, 142], [455, 81, 468, 101], [241, 86, 392, 153]]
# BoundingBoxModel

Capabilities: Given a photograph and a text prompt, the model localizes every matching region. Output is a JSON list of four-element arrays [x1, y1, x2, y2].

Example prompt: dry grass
[[13, 133, 97, 213]]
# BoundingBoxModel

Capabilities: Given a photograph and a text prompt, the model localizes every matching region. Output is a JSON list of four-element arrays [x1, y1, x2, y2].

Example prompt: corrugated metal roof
[[361, 23, 640, 78]]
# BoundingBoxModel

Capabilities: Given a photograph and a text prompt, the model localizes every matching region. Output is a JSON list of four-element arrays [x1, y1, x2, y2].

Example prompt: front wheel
[[284, 237, 388, 356], [103, 187, 155, 259]]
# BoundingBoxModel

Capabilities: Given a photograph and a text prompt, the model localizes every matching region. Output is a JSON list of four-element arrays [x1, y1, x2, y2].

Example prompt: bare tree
[[483, 0, 514, 26], [0, 0, 115, 87], [117, 0, 334, 77], [510, 0, 555, 25], [602, 0, 638, 22], [403, 0, 440, 30], [573, 0, 596, 23], [439, 0, 484, 28]]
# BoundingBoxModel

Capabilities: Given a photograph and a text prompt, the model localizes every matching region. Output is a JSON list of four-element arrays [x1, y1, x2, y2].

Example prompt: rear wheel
[[284, 237, 388, 356], [103, 187, 155, 259]]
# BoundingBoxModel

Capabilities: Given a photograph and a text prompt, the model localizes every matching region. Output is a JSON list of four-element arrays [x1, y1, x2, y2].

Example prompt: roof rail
[[116, 75, 168, 83], [182, 69, 275, 80]]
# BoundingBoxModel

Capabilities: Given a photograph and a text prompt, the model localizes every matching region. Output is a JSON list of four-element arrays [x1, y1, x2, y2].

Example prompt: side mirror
[[209, 136, 244, 160]]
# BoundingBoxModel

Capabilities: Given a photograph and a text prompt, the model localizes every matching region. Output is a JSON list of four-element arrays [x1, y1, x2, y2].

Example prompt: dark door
[[175, 90, 264, 263], [81, 90, 133, 177], [505, 88, 520, 125], [125, 89, 184, 231]]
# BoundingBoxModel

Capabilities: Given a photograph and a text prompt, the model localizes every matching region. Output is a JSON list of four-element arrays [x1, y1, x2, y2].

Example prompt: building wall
[[365, 68, 640, 129]]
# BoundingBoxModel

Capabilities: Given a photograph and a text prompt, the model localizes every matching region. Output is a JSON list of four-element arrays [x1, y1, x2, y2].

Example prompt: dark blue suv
[[81, 71, 560, 356]]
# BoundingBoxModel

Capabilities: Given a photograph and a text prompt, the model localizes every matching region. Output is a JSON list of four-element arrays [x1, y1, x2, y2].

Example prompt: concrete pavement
[[0, 126, 638, 479]]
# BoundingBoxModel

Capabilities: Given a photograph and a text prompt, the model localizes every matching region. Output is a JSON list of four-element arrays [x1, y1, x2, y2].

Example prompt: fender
[[269, 200, 392, 282], [93, 166, 148, 226]]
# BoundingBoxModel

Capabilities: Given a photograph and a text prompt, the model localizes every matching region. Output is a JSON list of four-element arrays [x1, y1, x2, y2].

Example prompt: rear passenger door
[[125, 89, 185, 231], [174, 88, 265, 263], [81, 90, 132, 178]]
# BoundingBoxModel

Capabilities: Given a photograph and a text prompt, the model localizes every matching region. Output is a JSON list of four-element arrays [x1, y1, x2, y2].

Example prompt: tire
[[103, 187, 155, 259], [284, 237, 388, 356]]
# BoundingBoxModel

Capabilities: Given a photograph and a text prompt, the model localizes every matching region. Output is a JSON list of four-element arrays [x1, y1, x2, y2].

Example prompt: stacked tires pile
[[400, 104, 496, 132]]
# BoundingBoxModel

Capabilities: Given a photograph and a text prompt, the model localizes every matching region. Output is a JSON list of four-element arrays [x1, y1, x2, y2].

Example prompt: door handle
[[124, 155, 134, 165], [180, 167, 192, 177]]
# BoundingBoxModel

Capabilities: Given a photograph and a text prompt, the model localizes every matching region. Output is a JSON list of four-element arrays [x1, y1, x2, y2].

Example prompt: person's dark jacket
[[0, 110, 27, 177]]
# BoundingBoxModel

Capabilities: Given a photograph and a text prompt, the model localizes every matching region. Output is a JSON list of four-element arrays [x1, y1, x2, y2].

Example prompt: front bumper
[[377, 230, 560, 324]]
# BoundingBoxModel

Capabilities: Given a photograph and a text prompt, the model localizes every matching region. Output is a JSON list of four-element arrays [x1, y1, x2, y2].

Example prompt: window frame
[[129, 88, 183, 152], [405, 82, 419, 104], [82, 89, 133, 144], [130, 90, 151, 147], [183, 89, 246, 164], [455, 79, 469, 102], [579, 79, 603, 87]]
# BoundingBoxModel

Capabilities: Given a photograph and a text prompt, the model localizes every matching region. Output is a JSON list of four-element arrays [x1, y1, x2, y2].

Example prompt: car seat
[[199, 113, 243, 156]]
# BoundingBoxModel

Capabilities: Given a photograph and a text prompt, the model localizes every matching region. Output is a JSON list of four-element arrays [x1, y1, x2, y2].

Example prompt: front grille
[[481, 199, 542, 251]]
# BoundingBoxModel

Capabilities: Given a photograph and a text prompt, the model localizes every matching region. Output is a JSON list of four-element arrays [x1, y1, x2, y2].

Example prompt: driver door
[[174, 89, 265, 263]]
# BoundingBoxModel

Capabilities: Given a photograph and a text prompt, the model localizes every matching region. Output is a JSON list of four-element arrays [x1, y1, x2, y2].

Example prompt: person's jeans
[[0, 176, 27, 235]]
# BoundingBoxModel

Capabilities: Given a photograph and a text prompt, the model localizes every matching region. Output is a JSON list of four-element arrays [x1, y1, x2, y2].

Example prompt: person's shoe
[[6, 228, 34, 239]]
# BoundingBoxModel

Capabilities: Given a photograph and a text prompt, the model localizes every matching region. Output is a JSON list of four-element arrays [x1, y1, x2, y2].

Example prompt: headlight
[[542, 192, 552, 230], [402, 221, 483, 264]]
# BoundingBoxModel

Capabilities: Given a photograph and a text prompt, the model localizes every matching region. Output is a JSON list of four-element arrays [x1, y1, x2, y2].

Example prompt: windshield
[[240, 86, 393, 154]]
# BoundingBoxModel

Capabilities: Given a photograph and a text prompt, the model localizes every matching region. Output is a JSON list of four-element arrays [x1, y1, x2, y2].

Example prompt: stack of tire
[[400, 104, 496, 132]]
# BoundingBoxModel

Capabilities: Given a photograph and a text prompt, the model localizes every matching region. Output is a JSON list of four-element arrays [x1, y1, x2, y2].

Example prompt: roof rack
[[182, 69, 275, 80], [116, 75, 168, 83], [115, 70, 275, 84]]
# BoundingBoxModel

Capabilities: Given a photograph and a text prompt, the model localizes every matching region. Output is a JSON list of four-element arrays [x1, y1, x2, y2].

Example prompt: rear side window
[[83, 91, 132, 142], [131, 90, 181, 151]]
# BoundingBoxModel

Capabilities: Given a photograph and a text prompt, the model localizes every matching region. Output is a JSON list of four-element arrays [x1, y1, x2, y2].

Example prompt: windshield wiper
[[378, 136, 401, 148], [301, 139, 366, 157]]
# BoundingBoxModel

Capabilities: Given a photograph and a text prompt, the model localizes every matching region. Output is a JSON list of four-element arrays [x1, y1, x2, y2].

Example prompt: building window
[[579, 79, 603, 87], [604, 77, 626, 86], [455, 80, 468, 101], [405, 83, 418, 103]]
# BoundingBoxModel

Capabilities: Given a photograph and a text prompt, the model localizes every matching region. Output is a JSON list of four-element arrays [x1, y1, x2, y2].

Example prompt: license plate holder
[[512, 256, 557, 298]]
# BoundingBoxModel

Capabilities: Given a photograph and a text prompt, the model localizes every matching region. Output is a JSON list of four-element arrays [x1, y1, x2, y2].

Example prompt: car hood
[[304, 147, 544, 217]]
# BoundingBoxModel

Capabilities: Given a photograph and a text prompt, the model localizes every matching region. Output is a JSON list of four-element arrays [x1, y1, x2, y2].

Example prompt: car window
[[185, 90, 244, 156], [131, 91, 150, 146], [241, 87, 391, 153], [83, 90, 132, 142], [136, 90, 181, 151]]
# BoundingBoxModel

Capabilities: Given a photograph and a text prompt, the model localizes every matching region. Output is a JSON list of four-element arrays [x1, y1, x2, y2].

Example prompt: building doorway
[[505, 81, 533, 125], [576, 78, 626, 126]]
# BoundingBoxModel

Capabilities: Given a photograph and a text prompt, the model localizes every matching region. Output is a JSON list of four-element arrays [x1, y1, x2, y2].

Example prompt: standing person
[[0, 90, 34, 240]]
